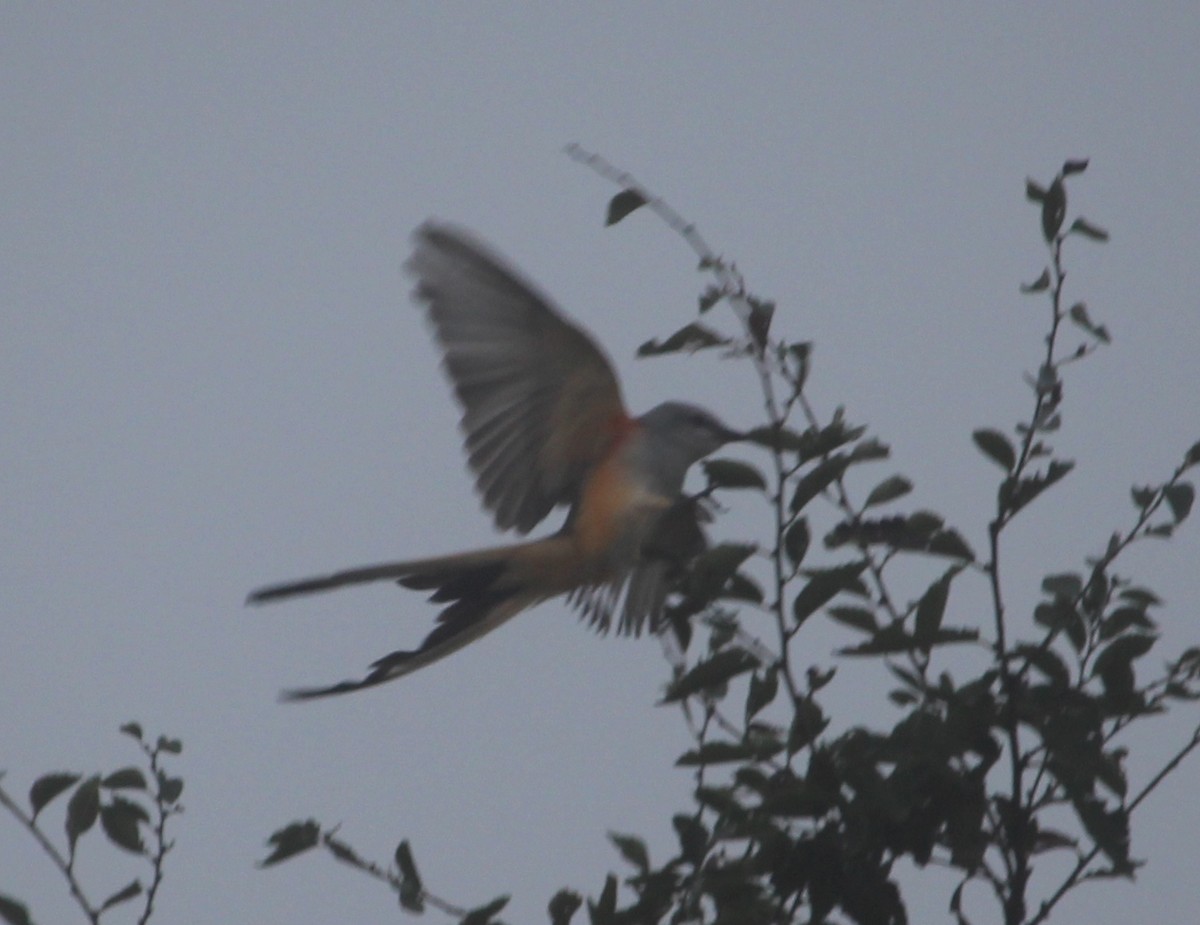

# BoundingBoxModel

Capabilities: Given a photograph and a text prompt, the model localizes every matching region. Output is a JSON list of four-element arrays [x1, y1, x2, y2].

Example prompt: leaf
[[1042, 176, 1067, 241], [703, 458, 767, 491], [99, 880, 143, 913], [607, 832, 649, 872], [605, 189, 647, 226], [1042, 572, 1082, 599], [792, 561, 868, 627], [589, 874, 618, 921], [839, 622, 912, 656], [258, 820, 320, 867], [119, 722, 144, 741], [29, 772, 80, 818], [787, 699, 828, 751], [1062, 158, 1089, 176], [999, 460, 1074, 516], [662, 649, 759, 703], [686, 543, 757, 603], [1025, 178, 1048, 203], [157, 774, 184, 805], [1021, 268, 1051, 294], [745, 668, 779, 721], [0, 896, 33, 925], [155, 736, 182, 755], [864, 474, 913, 508], [395, 839, 422, 888], [1067, 302, 1111, 343], [1074, 796, 1130, 867], [972, 429, 1016, 472], [1185, 440, 1200, 469], [65, 776, 100, 850], [101, 767, 147, 791], [914, 569, 957, 651], [1165, 482, 1194, 523], [1015, 643, 1070, 688], [548, 890, 582, 925], [461, 895, 510, 925], [698, 284, 724, 313], [789, 454, 852, 513], [677, 740, 781, 766], [637, 322, 729, 356], [1093, 634, 1157, 680], [1069, 217, 1109, 242], [783, 517, 810, 569], [827, 605, 878, 634], [1130, 484, 1157, 510], [100, 799, 146, 854]]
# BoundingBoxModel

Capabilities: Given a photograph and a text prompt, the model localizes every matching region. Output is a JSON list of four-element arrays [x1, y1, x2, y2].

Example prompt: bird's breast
[[573, 450, 671, 576]]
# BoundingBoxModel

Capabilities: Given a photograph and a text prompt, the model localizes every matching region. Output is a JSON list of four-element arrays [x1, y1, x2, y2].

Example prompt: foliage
[[257, 155, 1199, 924], [0, 724, 183, 925]]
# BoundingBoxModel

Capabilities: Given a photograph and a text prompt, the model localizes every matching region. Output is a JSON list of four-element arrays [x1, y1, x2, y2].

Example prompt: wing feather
[[407, 222, 629, 533]]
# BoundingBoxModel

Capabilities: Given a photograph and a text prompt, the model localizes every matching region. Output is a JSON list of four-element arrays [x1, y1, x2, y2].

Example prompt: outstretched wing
[[407, 222, 630, 534]]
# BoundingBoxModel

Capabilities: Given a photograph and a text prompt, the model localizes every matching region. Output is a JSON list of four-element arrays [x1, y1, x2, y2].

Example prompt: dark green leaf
[[589, 874, 618, 921], [1165, 482, 1194, 523], [29, 772, 80, 818], [789, 454, 852, 513], [461, 895, 510, 925], [119, 722, 143, 742], [1042, 572, 1082, 599], [548, 890, 582, 925], [100, 799, 146, 854], [662, 649, 759, 702], [101, 768, 147, 791], [607, 832, 649, 872], [258, 820, 321, 867], [677, 739, 781, 766], [746, 668, 779, 721], [1042, 177, 1067, 241], [1119, 586, 1161, 607], [703, 458, 767, 492], [1130, 484, 1157, 510], [605, 189, 647, 226], [157, 774, 184, 805], [723, 571, 764, 604], [686, 543, 757, 602], [0, 896, 32, 925], [972, 429, 1016, 472], [792, 561, 868, 627], [999, 460, 1074, 516], [787, 699, 828, 751], [1185, 440, 1200, 469], [1035, 600, 1086, 652], [1025, 179, 1048, 203], [672, 814, 708, 864], [827, 605, 878, 634], [698, 284, 723, 313], [1062, 158, 1089, 176], [637, 322, 728, 356], [1069, 217, 1109, 241], [99, 880, 142, 913], [65, 776, 100, 849], [914, 570, 957, 650], [1021, 268, 1051, 293], [1101, 606, 1155, 640], [747, 297, 775, 351], [1093, 634, 1157, 680], [1074, 796, 1130, 866], [395, 839, 422, 889], [864, 474, 913, 508], [155, 736, 183, 755], [783, 517, 810, 569], [840, 622, 913, 656], [1015, 644, 1070, 688], [744, 424, 806, 452], [1068, 302, 1111, 342]]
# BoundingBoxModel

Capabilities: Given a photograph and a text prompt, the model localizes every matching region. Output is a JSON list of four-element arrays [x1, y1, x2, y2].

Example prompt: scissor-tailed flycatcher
[[249, 222, 743, 699]]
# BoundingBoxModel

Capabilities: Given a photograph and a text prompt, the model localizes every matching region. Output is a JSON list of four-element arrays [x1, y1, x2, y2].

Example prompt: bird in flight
[[248, 222, 744, 699]]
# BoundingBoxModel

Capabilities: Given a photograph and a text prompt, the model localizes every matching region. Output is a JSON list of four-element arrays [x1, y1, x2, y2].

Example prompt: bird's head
[[639, 401, 745, 467]]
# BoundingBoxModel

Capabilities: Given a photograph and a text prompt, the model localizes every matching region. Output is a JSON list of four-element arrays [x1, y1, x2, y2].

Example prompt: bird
[[248, 221, 744, 699]]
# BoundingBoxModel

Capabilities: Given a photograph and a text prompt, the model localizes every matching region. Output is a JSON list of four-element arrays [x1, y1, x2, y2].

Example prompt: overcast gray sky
[[4, 6, 1198, 924]]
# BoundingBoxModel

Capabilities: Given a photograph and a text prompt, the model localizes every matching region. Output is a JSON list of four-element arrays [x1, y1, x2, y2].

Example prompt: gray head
[[638, 401, 744, 469]]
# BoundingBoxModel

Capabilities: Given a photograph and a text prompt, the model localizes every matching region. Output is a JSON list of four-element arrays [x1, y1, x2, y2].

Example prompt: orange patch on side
[[573, 450, 639, 565]]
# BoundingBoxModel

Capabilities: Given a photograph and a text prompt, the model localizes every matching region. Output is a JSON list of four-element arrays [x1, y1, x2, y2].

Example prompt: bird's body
[[249, 223, 741, 698]]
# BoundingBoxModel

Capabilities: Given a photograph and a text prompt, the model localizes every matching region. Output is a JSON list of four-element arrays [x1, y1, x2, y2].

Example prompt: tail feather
[[250, 537, 578, 699]]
